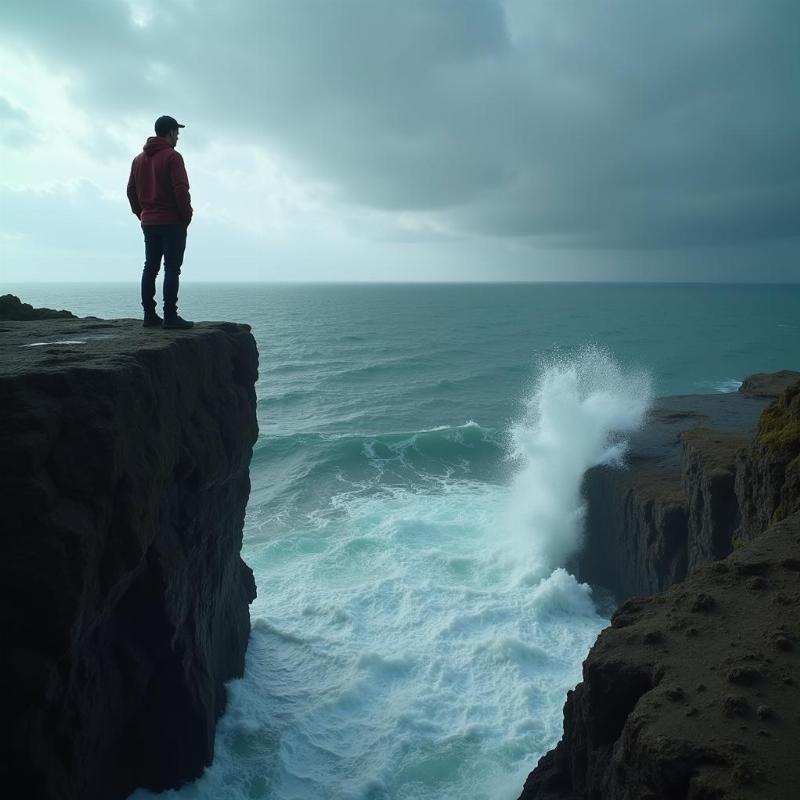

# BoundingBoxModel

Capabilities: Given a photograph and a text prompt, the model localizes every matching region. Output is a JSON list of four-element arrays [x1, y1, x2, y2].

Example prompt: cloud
[[0, 0, 799, 280], [0, 95, 37, 147]]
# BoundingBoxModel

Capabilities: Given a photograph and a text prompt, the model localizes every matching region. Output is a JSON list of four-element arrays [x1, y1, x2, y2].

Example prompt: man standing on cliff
[[127, 115, 194, 329]]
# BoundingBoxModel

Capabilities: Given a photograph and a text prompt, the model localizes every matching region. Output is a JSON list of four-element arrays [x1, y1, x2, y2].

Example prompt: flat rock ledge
[[0, 317, 259, 800]]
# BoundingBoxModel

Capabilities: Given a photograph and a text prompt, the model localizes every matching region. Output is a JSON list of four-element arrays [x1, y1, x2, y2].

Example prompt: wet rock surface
[[0, 317, 259, 800]]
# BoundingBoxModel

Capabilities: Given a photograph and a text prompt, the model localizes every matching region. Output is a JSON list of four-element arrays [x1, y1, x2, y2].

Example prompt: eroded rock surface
[[0, 293, 78, 320], [577, 377, 800, 601], [681, 429, 746, 571], [739, 371, 800, 399], [0, 317, 258, 800], [521, 377, 800, 799], [736, 381, 800, 543], [520, 512, 800, 800]]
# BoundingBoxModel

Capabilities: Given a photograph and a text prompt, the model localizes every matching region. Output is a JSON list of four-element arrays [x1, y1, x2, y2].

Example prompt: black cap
[[154, 115, 185, 136]]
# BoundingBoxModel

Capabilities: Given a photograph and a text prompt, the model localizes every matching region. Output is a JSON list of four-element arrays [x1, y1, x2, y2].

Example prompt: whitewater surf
[[132, 347, 651, 800]]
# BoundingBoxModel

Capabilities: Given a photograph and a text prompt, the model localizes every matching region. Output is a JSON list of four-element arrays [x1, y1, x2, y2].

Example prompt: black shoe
[[143, 311, 163, 327], [162, 315, 194, 330]]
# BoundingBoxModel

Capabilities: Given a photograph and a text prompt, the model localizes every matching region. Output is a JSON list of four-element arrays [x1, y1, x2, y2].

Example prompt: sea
[[8, 282, 800, 800]]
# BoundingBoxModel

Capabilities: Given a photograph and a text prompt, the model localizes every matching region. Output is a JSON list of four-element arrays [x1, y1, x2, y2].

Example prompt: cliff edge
[[520, 376, 800, 799], [520, 511, 800, 800], [0, 316, 259, 800], [577, 374, 800, 601]]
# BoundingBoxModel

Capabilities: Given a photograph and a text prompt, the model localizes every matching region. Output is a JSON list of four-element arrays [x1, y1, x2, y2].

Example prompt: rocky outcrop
[[520, 511, 800, 800], [579, 465, 688, 600], [0, 293, 77, 320], [577, 377, 800, 601], [739, 371, 800, 399], [520, 376, 800, 799], [736, 381, 800, 543], [0, 316, 258, 800], [681, 429, 746, 571]]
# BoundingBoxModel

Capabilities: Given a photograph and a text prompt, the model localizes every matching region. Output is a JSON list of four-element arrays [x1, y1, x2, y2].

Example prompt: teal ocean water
[[9, 282, 800, 799]]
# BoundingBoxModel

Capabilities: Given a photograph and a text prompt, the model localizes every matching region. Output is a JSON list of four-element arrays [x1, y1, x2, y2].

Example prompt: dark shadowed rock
[[577, 375, 800, 602], [577, 392, 770, 600], [739, 371, 800, 399], [681, 429, 747, 570], [520, 376, 800, 800], [736, 380, 800, 543], [519, 513, 800, 800], [0, 316, 258, 800], [0, 294, 78, 320]]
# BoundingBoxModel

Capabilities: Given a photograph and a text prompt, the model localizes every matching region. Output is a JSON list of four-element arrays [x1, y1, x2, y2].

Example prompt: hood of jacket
[[142, 136, 175, 157]]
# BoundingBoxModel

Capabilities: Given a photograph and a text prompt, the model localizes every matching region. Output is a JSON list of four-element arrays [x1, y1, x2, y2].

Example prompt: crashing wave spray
[[506, 346, 651, 578]]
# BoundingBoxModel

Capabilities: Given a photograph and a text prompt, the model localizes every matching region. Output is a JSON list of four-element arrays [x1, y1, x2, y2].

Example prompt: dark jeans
[[141, 224, 187, 317]]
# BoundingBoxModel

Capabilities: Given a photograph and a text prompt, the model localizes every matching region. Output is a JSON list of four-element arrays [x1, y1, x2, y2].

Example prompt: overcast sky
[[1, 0, 798, 282]]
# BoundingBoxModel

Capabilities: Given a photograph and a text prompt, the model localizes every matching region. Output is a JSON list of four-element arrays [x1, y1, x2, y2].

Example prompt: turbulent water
[[9, 282, 800, 800]]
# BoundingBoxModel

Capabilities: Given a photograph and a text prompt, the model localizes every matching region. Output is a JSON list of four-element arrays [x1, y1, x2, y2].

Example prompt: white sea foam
[[130, 482, 606, 800], [129, 348, 649, 800], [694, 377, 743, 394], [715, 378, 743, 393]]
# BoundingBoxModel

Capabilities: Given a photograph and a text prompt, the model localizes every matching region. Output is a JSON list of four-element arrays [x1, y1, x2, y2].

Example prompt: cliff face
[[680, 429, 746, 571], [736, 380, 800, 543], [579, 465, 688, 599], [520, 511, 800, 800], [0, 317, 259, 800], [577, 380, 800, 601], [520, 376, 800, 800]]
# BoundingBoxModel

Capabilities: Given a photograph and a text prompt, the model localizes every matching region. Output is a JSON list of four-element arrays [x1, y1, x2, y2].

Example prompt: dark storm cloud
[[2, 0, 799, 249]]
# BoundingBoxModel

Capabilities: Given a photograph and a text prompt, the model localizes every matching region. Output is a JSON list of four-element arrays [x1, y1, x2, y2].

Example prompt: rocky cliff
[[0, 293, 77, 320], [576, 376, 800, 601], [736, 379, 800, 543], [0, 315, 259, 800], [520, 375, 800, 800], [520, 511, 800, 800]]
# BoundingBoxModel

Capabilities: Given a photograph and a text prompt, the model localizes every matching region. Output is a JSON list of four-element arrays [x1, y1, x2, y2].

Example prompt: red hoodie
[[127, 137, 193, 226]]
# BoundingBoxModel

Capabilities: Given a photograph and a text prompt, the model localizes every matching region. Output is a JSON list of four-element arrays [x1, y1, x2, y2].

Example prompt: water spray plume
[[506, 346, 652, 578]]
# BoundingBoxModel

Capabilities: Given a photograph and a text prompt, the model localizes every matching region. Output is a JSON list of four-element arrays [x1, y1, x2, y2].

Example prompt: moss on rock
[[756, 382, 800, 452]]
